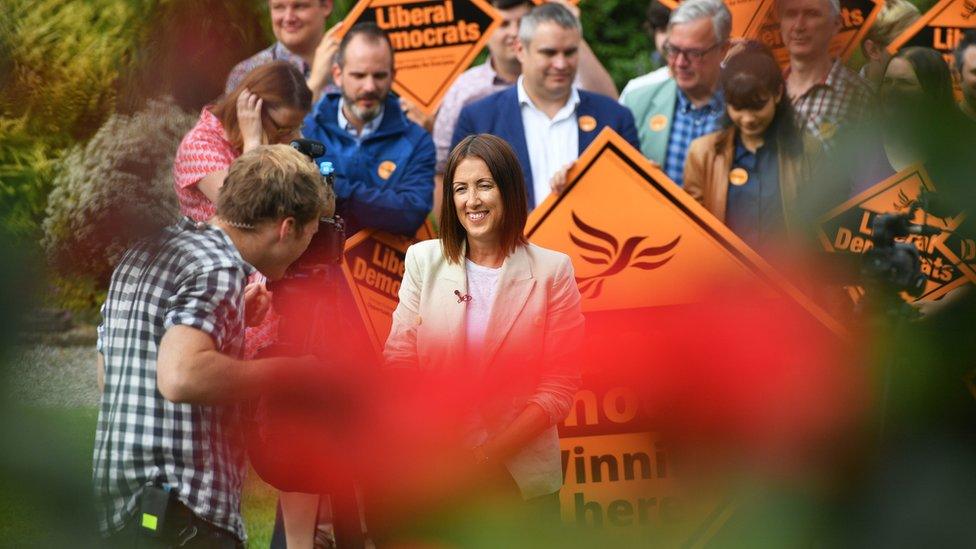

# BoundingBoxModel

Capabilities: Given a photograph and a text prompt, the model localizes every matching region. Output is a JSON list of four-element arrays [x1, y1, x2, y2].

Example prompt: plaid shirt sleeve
[[164, 263, 246, 352], [96, 302, 106, 355]]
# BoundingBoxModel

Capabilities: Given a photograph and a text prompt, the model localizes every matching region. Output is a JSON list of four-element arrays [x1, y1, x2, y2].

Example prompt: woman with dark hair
[[876, 47, 957, 172], [684, 42, 821, 249], [845, 46, 960, 195], [384, 134, 584, 514], [174, 61, 312, 222]]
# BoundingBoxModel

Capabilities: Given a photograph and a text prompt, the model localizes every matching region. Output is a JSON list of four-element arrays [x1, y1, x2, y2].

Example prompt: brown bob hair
[[440, 134, 528, 264], [210, 61, 312, 151], [721, 42, 801, 156]]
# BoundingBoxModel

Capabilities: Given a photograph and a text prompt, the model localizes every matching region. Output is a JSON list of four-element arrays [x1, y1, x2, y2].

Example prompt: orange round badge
[[579, 115, 597, 132], [378, 160, 397, 180], [729, 168, 749, 186], [818, 121, 837, 140], [649, 114, 668, 132]]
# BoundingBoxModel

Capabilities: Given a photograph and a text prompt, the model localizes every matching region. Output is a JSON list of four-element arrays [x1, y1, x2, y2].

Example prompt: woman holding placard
[[683, 43, 821, 249]]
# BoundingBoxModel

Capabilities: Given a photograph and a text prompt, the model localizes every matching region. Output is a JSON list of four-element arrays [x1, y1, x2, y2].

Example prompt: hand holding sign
[[308, 20, 346, 100], [549, 160, 576, 196]]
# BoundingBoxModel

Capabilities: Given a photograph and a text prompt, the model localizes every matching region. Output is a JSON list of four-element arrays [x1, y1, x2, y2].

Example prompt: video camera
[[862, 202, 940, 299], [265, 138, 348, 352], [282, 138, 346, 274], [249, 139, 367, 547]]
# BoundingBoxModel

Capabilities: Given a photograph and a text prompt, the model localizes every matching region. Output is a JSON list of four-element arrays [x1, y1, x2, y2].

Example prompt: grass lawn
[[0, 405, 278, 547]]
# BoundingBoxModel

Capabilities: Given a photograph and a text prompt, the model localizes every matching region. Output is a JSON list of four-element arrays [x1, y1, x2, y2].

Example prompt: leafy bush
[[0, 0, 145, 240], [581, 0, 659, 90], [0, 0, 266, 242], [41, 98, 195, 292]]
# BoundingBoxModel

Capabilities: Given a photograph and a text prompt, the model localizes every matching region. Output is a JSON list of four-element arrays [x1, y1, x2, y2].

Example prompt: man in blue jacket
[[303, 22, 434, 236], [451, 2, 639, 210]]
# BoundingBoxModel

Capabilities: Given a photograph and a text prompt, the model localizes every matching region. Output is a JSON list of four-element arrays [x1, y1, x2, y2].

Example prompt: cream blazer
[[384, 240, 585, 498]]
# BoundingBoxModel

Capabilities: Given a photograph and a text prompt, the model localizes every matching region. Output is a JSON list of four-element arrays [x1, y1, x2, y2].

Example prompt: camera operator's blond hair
[[217, 144, 334, 228]]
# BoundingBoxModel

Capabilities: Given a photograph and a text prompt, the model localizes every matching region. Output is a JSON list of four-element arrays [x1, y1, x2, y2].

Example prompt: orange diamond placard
[[756, 0, 882, 67], [887, 0, 976, 99], [526, 128, 844, 335], [338, 0, 502, 116], [341, 230, 417, 356], [818, 165, 976, 303], [659, 0, 775, 39], [528, 128, 842, 535]]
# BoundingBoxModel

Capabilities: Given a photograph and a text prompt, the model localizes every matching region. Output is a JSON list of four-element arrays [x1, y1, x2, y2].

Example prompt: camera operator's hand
[[244, 281, 272, 327], [237, 89, 265, 153]]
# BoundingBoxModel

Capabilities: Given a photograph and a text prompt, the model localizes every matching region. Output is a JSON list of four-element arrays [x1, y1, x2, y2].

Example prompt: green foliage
[[41, 98, 196, 307], [118, 0, 268, 112], [0, 0, 146, 240], [581, 0, 659, 91], [0, 0, 266, 243]]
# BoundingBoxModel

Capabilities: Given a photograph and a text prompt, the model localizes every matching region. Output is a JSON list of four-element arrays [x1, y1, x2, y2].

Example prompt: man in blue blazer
[[451, 3, 639, 209], [302, 23, 434, 236]]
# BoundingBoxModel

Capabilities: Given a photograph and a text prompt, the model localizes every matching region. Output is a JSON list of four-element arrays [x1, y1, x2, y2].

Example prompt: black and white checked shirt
[[93, 217, 255, 540]]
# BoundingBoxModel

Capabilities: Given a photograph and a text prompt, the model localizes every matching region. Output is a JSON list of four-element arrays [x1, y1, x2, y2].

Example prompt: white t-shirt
[[464, 258, 501, 356]]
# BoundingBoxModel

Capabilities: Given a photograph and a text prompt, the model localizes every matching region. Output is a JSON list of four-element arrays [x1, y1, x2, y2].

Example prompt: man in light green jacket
[[621, 0, 730, 187]]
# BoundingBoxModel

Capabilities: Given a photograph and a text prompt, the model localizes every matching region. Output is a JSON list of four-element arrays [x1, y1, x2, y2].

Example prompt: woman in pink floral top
[[173, 61, 312, 358]]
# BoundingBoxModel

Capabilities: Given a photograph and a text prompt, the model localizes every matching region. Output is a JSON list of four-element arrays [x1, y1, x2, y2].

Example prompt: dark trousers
[[107, 516, 242, 549]]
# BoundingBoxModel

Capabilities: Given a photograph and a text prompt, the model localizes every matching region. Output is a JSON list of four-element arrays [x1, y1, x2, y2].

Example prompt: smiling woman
[[382, 134, 585, 539]]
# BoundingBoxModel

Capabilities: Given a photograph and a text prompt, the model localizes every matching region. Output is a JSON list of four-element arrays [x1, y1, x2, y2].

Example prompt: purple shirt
[[225, 42, 309, 95], [433, 59, 515, 174]]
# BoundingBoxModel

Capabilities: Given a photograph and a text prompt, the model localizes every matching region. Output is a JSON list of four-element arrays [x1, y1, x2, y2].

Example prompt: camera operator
[[93, 144, 334, 548]]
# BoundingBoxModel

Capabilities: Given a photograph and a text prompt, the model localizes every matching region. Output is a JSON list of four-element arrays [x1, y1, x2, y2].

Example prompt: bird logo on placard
[[569, 212, 680, 299], [894, 188, 915, 210]]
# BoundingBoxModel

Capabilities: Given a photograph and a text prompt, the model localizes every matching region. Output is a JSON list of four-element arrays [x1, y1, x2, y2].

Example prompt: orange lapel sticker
[[818, 165, 976, 303], [578, 115, 597, 132], [659, 0, 775, 39], [526, 127, 845, 335], [341, 230, 416, 356], [757, 0, 882, 67], [337, 0, 502, 116], [729, 168, 749, 186], [649, 114, 668, 132], [377, 160, 397, 180], [887, 0, 976, 100]]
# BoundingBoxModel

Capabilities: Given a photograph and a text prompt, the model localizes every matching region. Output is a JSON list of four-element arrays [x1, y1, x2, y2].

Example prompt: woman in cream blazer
[[384, 134, 585, 504]]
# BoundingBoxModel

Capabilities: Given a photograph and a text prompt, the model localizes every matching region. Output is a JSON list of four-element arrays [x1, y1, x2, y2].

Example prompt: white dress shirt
[[517, 77, 580, 209]]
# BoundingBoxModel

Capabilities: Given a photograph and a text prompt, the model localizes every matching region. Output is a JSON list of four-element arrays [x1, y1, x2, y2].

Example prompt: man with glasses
[[622, 0, 730, 187], [779, 0, 873, 144]]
